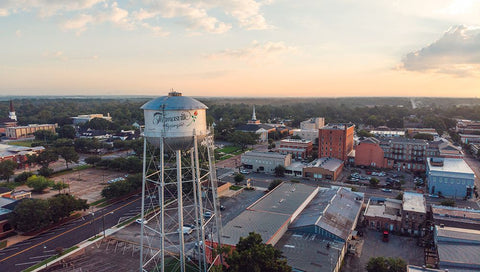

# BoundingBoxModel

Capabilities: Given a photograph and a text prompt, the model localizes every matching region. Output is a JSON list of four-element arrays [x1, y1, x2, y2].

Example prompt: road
[[0, 195, 146, 272]]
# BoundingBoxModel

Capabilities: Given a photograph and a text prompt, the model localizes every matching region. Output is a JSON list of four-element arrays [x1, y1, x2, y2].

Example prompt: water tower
[[139, 91, 223, 272]]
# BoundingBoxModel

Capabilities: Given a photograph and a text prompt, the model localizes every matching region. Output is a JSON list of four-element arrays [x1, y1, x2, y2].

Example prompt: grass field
[[6, 141, 35, 147], [217, 146, 241, 154]]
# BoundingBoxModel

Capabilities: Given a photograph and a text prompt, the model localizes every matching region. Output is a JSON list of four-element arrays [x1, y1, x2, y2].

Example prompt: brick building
[[364, 197, 402, 232], [354, 138, 391, 168], [401, 192, 426, 236], [278, 139, 313, 159], [6, 124, 57, 139], [318, 124, 354, 162], [380, 138, 428, 172]]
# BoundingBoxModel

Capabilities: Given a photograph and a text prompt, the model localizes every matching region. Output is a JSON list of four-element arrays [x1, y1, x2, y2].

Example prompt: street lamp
[[102, 212, 114, 237], [43, 244, 47, 268], [90, 212, 96, 237]]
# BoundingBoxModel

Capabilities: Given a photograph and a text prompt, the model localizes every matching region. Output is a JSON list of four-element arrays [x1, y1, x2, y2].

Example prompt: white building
[[72, 113, 112, 125], [300, 117, 325, 130], [241, 151, 291, 173]]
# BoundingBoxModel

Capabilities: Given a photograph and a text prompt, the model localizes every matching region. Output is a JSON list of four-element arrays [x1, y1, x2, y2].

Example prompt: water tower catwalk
[[139, 92, 223, 272]]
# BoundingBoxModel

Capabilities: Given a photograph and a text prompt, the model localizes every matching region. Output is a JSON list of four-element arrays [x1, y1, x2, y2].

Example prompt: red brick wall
[[355, 142, 387, 168], [318, 125, 354, 161]]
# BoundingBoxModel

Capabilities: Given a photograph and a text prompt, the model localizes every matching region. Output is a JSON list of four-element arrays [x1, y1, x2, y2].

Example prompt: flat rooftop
[[242, 151, 288, 159], [247, 183, 318, 215], [281, 139, 312, 144], [403, 192, 426, 214], [427, 158, 475, 175], [275, 231, 344, 272], [322, 123, 353, 130], [306, 157, 343, 172], [364, 198, 402, 221]]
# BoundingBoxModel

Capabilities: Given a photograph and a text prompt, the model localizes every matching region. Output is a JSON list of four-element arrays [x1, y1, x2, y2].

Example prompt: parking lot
[[345, 167, 418, 190], [342, 229, 424, 272]]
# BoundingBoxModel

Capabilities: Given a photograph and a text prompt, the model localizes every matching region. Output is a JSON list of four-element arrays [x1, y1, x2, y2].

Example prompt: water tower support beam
[[159, 138, 165, 272], [139, 137, 147, 272], [176, 149, 186, 272], [194, 135, 207, 271]]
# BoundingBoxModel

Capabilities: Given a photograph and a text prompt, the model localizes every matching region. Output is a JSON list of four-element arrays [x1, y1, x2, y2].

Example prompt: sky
[[0, 0, 479, 97]]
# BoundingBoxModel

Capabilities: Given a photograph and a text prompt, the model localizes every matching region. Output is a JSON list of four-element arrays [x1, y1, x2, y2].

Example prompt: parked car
[[203, 211, 212, 219], [135, 219, 148, 224], [382, 189, 392, 193], [220, 205, 226, 211], [178, 225, 193, 235], [240, 169, 250, 174], [382, 231, 389, 242]]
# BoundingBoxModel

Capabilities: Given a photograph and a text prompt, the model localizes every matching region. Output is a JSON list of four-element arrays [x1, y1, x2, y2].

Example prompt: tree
[[234, 173, 245, 184], [369, 178, 380, 188], [26, 175, 54, 193], [14, 171, 33, 183], [34, 149, 59, 168], [34, 129, 57, 142], [225, 232, 291, 272], [52, 182, 69, 194], [366, 257, 406, 272], [274, 165, 286, 177], [48, 194, 89, 223], [57, 125, 76, 139], [357, 130, 374, 138], [56, 146, 79, 169], [228, 131, 259, 150], [54, 138, 74, 147], [0, 160, 17, 182], [38, 166, 54, 177], [268, 180, 283, 191], [9, 198, 51, 232], [395, 193, 403, 200], [85, 155, 102, 166], [413, 133, 434, 141]]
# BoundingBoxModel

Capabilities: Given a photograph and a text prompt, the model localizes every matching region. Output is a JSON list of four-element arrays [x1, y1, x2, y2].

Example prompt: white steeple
[[9, 100, 17, 121], [252, 105, 257, 121]]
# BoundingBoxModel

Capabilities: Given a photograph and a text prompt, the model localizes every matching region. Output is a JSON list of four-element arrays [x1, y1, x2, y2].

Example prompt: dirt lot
[[342, 229, 424, 272], [17, 168, 128, 203]]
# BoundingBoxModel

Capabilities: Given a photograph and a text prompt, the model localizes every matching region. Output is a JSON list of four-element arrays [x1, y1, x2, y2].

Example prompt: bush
[[440, 199, 455, 207], [14, 171, 33, 183], [26, 175, 54, 193], [234, 173, 245, 184], [38, 166, 54, 177]]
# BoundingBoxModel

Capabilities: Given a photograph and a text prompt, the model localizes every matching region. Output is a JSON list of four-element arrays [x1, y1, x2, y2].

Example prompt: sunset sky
[[1, 0, 479, 97]]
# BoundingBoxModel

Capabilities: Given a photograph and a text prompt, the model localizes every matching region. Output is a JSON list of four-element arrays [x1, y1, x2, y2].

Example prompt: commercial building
[[354, 138, 390, 168], [380, 138, 428, 172], [364, 197, 402, 232], [216, 184, 363, 272], [318, 123, 354, 162], [434, 225, 480, 271], [6, 124, 57, 139], [401, 192, 427, 236], [291, 129, 318, 142], [71, 113, 112, 125], [303, 157, 344, 181], [426, 157, 475, 198], [300, 117, 325, 130], [406, 128, 439, 139], [427, 139, 463, 159], [407, 266, 443, 272], [431, 205, 480, 230], [471, 144, 480, 158], [456, 119, 480, 134], [220, 183, 319, 247], [369, 130, 405, 138], [278, 139, 313, 159], [241, 151, 291, 173], [0, 144, 45, 167], [459, 133, 480, 144]]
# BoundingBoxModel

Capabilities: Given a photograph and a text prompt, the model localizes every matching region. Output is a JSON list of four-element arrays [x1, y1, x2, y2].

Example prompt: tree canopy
[[366, 257, 406, 272], [0, 160, 17, 182], [225, 232, 291, 272]]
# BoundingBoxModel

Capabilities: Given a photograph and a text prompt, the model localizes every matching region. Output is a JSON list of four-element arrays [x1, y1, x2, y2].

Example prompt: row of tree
[[9, 194, 89, 232], [101, 173, 142, 199]]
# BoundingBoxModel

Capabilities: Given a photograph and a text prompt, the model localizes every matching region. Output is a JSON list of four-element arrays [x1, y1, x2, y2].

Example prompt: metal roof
[[242, 151, 289, 159], [141, 93, 207, 111], [290, 187, 363, 241], [275, 231, 344, 272]]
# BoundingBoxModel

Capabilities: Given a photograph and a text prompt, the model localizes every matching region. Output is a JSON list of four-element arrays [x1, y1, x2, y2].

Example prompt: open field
[[17, 168, 128, 203]]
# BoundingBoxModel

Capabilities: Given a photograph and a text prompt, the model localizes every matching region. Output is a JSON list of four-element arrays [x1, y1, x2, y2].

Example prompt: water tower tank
[[141, 91, 208, 150]]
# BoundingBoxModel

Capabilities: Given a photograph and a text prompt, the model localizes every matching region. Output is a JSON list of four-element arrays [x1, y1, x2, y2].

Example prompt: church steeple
[[9, 100, 17, 121], [247, 105, 260, 124]]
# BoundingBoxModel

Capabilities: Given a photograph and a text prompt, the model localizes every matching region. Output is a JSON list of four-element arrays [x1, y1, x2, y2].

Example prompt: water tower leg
[[190, 149, 202, 270], [139, 137, 147, 272], [194, 135, 207, 271], [176, 150, 186, 272], [159, 139, 165, 272]]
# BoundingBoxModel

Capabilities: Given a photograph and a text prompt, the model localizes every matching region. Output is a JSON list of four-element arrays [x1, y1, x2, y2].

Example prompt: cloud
[[399, 25, 480, 76], [43, 51, 68, 61], [0, 9, 8, 16], [0, 0, 105, 17], [15, 29, 22, 37], [62, 2, 133, 34], [208, 40, 296, 63]]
